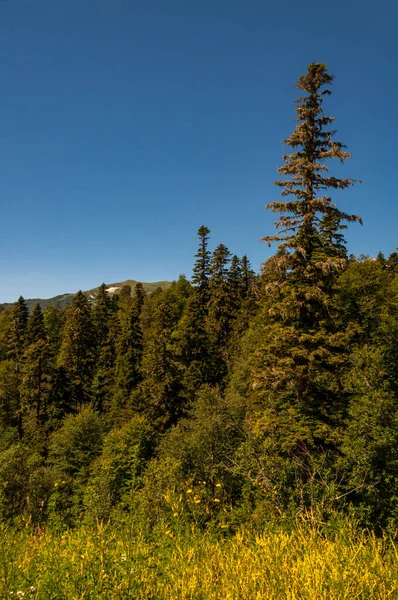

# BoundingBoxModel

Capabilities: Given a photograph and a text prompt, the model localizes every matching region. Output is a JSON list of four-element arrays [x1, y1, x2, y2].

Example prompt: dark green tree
[[112, 302, 143, 414], [93, 284, 113, 349], [21, 339, 53, 425], [59, 291, 96, 409], [133, 282, 146, 316], [7, 296, 29, 361], [206, 243, 232, 383], [255, 62, 361, 410], [6, 296, 29, 438], [138, 282, 189, 430], [174, 229, 214, 395], [238, 63, 362, 517], [43, 306, 65, 354], [192, 226, 211, 304], [240, 255, 256, 299], [92, 319, 118, 413], [27, 302, 46, 345]]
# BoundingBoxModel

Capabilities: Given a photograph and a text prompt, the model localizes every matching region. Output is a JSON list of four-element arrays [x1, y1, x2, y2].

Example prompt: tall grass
[[1, 517, 397, 599]]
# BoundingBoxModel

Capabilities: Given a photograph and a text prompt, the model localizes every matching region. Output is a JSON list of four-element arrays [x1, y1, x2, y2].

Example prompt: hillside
[[2, 280, 172, 312]]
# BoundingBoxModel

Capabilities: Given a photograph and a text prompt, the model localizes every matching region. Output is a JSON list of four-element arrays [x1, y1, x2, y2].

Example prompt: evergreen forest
[[1, 63, 398, 598]]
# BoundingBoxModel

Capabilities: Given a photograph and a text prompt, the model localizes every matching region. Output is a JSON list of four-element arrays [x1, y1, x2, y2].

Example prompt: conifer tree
[[43, 306, 64, 354], [228, 255, 243, 303], [206, 244, 233, 383], [59, 291, 96, 408], [27, 303, 46, 344], [240, 255, 256, 298], [20, 303, 52, 426], [174, 228, 213, 393], [92, 318, 118, 413], [93, 283, 113, 349], [240, 63, 362, 515], [7, 296, 29, 438], [255, 63, 361, 405], [112, 301, 143, 412], [138, 285, 187, 430], [262, 63, 361, 327], [21, 339, 53, 425], [192, 226, 211, 305], [7, 296, 29, 361], [133, 282, 146, 316]]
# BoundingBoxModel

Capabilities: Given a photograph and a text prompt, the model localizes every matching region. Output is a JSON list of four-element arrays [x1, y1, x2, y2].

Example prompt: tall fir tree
[[21, 339, 53, 426], [262, 63, 361, 327], [92, 283, 113, 349], [239, 64, 362, 516], [43, 305, 64, 354], [92, 316, 119, 413], [192, 226, 211, 305], [206, 243, 232, 384], [112, 301, 143, 413], [27, 303, 46, 345], [138, 283, 188, 430], [174, 228, 213, 394], [7, 296, 29, 361], [133, 282, 146, 316], [7, 296, 29, 438], [255, 63, 361, 407], [240, 255, 256, 299], [59, 291, 96, 409]]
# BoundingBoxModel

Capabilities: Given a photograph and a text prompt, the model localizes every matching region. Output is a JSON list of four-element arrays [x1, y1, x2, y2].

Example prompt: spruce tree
[[240, 255, 256, 298], [21, 339, 53, 425], [112, 301, 143, 412], [256, 63, 361, 406], [206, 243, 232, 383], [262, 63, 361, 327], [192, 226, 211, 304], [133, 282, 146, 316], [7, 296, 29, 438], [92, 319, 118, 413], [7, 296, 29, 361], [174, 227, 213, 394], [43, 306, 64, 354], [93, 283, 113, 348], [27, 302, 46, 344], [228, 255, 243, 304], [240, 63, 362, 516], [59, 291, 96, 409], [138, 286, 186, 430]]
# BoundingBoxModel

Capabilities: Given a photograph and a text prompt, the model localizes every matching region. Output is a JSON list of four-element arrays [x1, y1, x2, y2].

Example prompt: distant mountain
[[2, 280, 172, 312]]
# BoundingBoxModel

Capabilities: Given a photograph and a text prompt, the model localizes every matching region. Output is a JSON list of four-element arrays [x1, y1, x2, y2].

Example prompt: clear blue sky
[[1, 0, 397, 302]]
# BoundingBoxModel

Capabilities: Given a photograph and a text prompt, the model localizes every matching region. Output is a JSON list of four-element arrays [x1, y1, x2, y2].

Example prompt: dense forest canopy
[[1, 63, 397, 533]]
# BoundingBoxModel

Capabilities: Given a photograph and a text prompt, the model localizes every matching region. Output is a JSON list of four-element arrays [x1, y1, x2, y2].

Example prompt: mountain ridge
[[2, 280, 172, 312]]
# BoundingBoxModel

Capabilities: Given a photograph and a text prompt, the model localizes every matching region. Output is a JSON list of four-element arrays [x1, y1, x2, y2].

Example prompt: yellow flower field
[[1, 518, 397, 599]]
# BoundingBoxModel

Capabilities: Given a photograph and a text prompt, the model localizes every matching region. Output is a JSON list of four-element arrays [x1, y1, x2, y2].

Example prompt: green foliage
[[27, 303, 46, 344], [1, 63, 398, 540], [192, 225, 211, 301], [160, 386, 244, 501], [0, 445, 46, 523], [0, 360, 20, 432], [58, 291, 96, 408], [84, 416, 153, 521], [21, 339, 53, 425], [340, 346, 398, 529], [48, 406, 104, 482], [7, 296, 29, 361]]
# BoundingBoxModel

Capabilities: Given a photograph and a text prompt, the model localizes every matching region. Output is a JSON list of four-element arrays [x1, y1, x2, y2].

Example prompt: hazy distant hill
[[2, 280, 172, 312]]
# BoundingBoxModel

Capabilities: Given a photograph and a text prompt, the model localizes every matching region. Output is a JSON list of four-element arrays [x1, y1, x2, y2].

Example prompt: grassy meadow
[[1, 517, 397, 599]]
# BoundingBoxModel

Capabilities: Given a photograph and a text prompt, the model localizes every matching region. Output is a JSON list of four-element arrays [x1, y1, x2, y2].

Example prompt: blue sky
[[1, 0, 397, 302]]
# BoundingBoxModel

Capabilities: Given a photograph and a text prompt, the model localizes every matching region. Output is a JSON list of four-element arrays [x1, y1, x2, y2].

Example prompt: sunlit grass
[[1, 517, 397, 599]]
